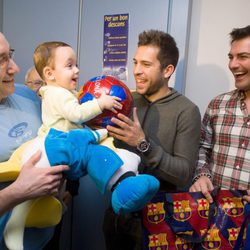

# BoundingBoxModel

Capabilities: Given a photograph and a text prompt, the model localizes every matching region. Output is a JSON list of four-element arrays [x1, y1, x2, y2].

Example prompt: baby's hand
[[97, 91, 122, 113]]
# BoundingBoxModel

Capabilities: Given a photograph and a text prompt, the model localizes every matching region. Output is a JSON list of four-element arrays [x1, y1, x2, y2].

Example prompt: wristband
[[192, 173, 212, 184]]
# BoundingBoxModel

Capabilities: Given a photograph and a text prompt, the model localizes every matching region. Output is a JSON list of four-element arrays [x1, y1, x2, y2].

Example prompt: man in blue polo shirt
[[0, 32, 68, 249]]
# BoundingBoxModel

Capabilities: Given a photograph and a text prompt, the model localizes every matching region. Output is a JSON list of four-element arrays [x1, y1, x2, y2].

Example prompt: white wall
[[186, 0, 250, 116]]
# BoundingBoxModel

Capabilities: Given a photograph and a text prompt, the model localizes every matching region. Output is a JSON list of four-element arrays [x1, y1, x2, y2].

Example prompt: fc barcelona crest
[[222, 197, 244, 217], [197, 198, 210, 218], [147, 202, 165, 224], [173, 200, 191, 222], [201, 228, 221, 250], [175, 236, 194, 250], [148, 233, 168, 250], [228, 227, 240, 247]]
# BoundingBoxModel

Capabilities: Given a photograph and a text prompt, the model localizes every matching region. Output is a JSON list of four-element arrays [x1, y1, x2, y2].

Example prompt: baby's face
[[52, 46, 79, 91]]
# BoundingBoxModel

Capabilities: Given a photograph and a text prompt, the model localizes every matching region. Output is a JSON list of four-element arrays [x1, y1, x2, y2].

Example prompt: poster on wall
[[103, 13, 129, 82]]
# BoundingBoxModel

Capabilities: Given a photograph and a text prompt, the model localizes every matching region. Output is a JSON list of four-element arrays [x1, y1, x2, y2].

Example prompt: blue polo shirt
[[0, 84, 41, 161]]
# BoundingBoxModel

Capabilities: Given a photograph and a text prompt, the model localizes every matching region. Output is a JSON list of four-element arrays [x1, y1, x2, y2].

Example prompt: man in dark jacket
[[103, 29, 201, 249]]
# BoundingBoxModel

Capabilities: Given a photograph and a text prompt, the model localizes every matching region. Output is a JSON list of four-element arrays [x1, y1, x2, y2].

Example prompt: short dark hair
[[138, 29, 179, 70], [229, 25, 250, 44], [33, 41, 70, 79]]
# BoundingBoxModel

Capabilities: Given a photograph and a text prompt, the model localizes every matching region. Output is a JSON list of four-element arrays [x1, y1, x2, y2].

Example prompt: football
[[78, 75, 133, 128]]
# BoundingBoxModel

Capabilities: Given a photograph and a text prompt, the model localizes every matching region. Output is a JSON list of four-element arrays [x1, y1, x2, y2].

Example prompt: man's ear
[[43, 66, 55, 81], [163, 64, 175, 79]]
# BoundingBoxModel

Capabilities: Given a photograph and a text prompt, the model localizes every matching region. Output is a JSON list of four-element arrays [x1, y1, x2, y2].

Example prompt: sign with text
[[103, 13, 129, 81]]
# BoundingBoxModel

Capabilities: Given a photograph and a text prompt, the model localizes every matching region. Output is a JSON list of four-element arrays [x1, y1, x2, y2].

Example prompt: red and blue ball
[[78, 75, 133, 128]]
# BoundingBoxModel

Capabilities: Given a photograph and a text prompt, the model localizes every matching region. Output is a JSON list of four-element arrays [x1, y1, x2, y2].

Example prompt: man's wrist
[[192, 173, 212, 184], [136, 137, 150, 153]]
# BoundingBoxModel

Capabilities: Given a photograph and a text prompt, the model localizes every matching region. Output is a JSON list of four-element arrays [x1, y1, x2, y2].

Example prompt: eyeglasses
[[0, 49, 15, 68], [26, 80, 46, 86]]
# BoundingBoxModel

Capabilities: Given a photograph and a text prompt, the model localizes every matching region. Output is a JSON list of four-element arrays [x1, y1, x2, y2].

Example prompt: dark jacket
[[115, 89, 201, 191]]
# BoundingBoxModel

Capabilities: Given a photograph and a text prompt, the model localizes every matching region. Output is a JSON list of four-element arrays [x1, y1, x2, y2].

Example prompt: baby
[[34, 41, 122, 136]]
